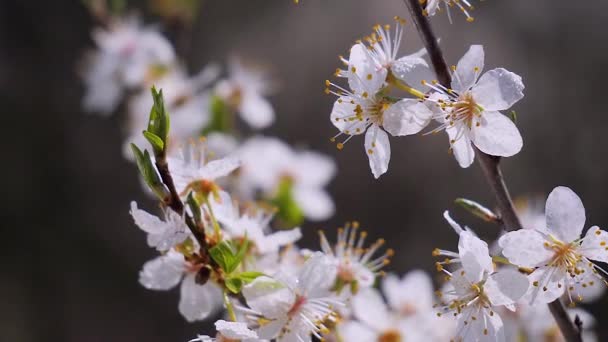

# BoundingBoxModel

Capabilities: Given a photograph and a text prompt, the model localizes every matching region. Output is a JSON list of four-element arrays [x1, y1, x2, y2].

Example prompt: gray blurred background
[[2, 0, 608, 340]]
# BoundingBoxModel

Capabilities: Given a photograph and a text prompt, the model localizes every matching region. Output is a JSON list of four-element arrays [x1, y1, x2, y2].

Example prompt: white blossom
[[189, 320, 260, 342], [130, 201, 189, 252], [215, 58, 275, 129], [138, 249, 223, 322], [210, 190, 302, 254], [241, 253, 342, 341], [424, 0, 475, 23], [499, 186, 608, 305], [82, 17, 175, 114], [425, 45, 524, 168], [434, 212, 529, 342]]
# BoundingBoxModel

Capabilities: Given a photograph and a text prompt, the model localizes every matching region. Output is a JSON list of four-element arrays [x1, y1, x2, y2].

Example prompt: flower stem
[[203, 196, 222, 239], [387, 72, 426, 99], [223, 290, 237, 321], [401, 1, 582, 341]]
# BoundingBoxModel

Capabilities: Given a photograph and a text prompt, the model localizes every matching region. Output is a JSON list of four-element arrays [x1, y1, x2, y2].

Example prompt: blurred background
[[2, 0, 608, 340]]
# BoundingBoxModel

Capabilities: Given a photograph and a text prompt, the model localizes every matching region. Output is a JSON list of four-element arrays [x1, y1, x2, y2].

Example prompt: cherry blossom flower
[[210, 190, 302, 254], [82, 17, 175, 114], [190, 320, 259, 342], [215, 58, 275, 129], [425, 45, 524, 168], [130, 201, 189, 252], [499, 186, 608, 305], [318, 221, 393, 291], [241, 253, 342, 341], [327, 38, 433, 178], [434, 212, 529, 342], [138, 249, 223, 322], [423, 0, 475, 23], [167, 140, 240, 197], [238, 136, 335, 221]]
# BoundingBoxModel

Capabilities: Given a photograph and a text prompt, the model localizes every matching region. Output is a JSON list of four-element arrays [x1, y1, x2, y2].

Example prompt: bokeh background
[[2, 0, 608, 340]]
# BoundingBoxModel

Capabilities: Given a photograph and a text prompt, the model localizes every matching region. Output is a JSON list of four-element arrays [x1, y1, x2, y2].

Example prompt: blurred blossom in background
[[2, 0, 608, 341]]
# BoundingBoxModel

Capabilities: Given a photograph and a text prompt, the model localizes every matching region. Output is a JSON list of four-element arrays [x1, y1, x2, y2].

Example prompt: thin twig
[[402, 0, 581, 341]]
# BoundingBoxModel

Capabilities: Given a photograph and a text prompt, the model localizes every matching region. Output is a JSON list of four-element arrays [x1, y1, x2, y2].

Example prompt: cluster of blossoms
[[82, 1, 606, 341]]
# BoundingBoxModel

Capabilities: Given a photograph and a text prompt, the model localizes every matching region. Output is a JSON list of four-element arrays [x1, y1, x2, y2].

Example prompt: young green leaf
[[186, 192, 202, 223], [209, 240, 237, 273], [143, 131, 164, 153], [455, 198, 499, 222], [145, 87, 171, 155], [224, 271, 264, 294], [130, 143, 167, 199]]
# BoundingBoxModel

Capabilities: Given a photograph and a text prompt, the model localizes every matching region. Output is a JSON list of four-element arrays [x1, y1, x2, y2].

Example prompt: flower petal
[[130, 201, 165, 234], [471, 111, 523, 157], [485, 269, 529, 307], [178, 274, 222, 322], [458, 230, 493, 283], [391, 56, 434, 88], [347, 43, 386, 95], [446, 124, 475, 168], [240, 93, 275, 129], [364, 125, 390, 178], [352, 287, 391, 332], [498, 229, 553, 268], [338, 321, 378, 342], [472, 68, 524, 111], [242, 276, 295, 319], [138, 251, 185, 290], [330, 96, 368, 135], [545, 186, 586, 242], [382, 270, 434, 313], [293, 187, 334, 221], [201, 156, 241, 180], [215, 320, 258, 339], [524, 266, 566, 305], [452, 45, 484, 92], [383, 99, 433, 136], [581, 226, 608, 263]]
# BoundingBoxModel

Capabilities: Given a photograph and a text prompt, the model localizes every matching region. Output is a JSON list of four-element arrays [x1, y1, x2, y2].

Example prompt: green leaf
[[455, 198, 499, 222], [147, 87, 171, 155], [209, 241, 237, 273], [224, 277, 243, 294], [235, 271, 264, 282], [509, 110, 517, 124], [130, 143, 167, 199], [201, 95, 232, 135], [224, 271, 263, 294], [270, 178, 304, 227], [143, 130, 164, 152]]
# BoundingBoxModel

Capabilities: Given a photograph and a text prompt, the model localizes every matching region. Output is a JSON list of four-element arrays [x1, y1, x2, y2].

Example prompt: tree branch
[[402, 0, 581, 340]]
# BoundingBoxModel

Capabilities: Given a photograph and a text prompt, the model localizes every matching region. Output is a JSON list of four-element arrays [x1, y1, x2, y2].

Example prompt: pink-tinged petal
[[581, 226, 608, 263], [485, 269, 529, 307], [545, 186, 586, 242], [452, 45, 484, 92], [472, 68, 524, 111], [364, 125, 391, 178], [498, 229, 553, 268], [471, 111, 522, 157], [383, 99, 433, 136]]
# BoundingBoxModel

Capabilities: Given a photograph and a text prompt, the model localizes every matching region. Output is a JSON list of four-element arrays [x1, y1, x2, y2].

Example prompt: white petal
[[581, 226, 608, 263], [338, 321, 378, 342], [352, 288, 391, 331], [524, 266, 566, 305], [446, 124, 475, 168], [443, 210, 464, 234], [130, 202, 165, 234], [471, 111, 523, 157], [201, 156, 241, 180], [215, 320, 258, 339], [472, 68, 524, 111], [459, 307, 505, 342], [391, 56, 433, 88], [242, 276, 295, 319], [545, 186, 586, 242], [297, 253, 337, 296], [382, 99, 433, 136], [293, 187, 334, 221], [257, 316, 288, 340], [178, 274, 222, 322], [347, 44, 387, 95], [290, 151, 336, 187], [330, 96, 367, 135], [382, 270, 434, 313], [498, 229, 553, 268], [364, 125, 390, 178], [138, 251, 185, 290], [240, 93, 274, 129], [458, 230, 493, 283], [452, 45, 484, 92], [259, 228, 303, 254], [485, 269, 529, 306]]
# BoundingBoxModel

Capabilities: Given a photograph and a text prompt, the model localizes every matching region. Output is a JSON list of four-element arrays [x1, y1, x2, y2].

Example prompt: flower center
[[450, 92, 482, 129], [368, 99, 391, 126], [378, 329, 402, 342], [287, 295, 307, 317], [546, 236, 582, 274]]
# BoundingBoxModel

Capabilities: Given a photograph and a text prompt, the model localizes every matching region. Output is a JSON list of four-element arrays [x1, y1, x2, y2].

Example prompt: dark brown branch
[[402, 0, 581, 341]]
